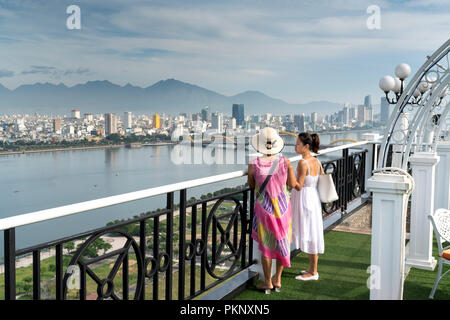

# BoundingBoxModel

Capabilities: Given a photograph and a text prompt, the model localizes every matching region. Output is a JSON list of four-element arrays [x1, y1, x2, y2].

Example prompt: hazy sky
[[0, 0, 449, 105]]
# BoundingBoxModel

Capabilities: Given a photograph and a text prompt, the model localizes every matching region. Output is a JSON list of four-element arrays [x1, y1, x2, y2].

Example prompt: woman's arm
[[247, 163, 255, 188], [296, 160, 308, 190], [286, 159, 300, 190], [318, 158, 325, 175]]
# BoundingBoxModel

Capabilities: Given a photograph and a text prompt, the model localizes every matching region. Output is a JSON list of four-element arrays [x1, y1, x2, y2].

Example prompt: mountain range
[[0, 78, 345, 116]]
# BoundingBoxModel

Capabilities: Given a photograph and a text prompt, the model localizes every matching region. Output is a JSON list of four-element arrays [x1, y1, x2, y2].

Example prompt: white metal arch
[[378, 39, 450, 170]]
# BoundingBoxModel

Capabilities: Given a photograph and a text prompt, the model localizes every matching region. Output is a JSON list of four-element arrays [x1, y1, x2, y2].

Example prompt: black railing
[[1, 147, 368, 300], [321, 149, 367, 216], [2, 187, 255, 300]]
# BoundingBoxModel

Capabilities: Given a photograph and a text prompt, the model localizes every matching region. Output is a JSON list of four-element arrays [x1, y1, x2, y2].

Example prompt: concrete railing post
[[367, 172, 411, 300], [435, 142, 450, 210], [406, 152, 439, 271]]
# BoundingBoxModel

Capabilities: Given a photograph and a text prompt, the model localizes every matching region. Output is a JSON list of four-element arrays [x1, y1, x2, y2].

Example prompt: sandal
[[255, 284, 273, 295], [271, 277, 281, 293]]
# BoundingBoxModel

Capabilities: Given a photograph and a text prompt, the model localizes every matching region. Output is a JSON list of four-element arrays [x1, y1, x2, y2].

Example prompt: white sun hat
[[251, 127, 285, 155]]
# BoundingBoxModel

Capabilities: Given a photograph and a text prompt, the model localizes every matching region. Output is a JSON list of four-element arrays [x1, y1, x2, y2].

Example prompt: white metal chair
[[428, 208, 450, 299]]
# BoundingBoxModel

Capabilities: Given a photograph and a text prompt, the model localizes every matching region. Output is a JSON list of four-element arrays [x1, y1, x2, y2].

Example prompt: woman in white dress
[[291, 132, 324, 281]]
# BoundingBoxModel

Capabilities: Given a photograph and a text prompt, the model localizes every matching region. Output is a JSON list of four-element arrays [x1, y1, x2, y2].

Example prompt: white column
[[367, 173, 411, 300], [406, 152, 439, 271], [435, 142, 450, 210]]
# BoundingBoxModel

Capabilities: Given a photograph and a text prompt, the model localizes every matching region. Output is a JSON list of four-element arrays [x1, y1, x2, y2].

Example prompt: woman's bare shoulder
[[297, 159, 307, 170]]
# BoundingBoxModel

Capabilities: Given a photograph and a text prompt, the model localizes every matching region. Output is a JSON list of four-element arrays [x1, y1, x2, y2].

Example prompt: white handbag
[[317, 160, 339, 203]]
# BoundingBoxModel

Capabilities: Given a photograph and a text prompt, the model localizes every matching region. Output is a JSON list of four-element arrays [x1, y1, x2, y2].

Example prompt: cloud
[[242, 69, 277, 76], [0, 69, 14, 78], [63, 67, 91, 76], [20, 65, 92, 77], [21, 66, 56, 75], [0, 0, 448, 103]]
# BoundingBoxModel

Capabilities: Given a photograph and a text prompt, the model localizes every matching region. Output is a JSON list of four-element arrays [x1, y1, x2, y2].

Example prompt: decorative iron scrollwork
[[62, 229, 144, 300], [205, 196, 245, 279]]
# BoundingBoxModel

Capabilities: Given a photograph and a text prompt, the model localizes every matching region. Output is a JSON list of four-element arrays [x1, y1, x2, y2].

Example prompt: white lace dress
[[291, 157, 325, 254]]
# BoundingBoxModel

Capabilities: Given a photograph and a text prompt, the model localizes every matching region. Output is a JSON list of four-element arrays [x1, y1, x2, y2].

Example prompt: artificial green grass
[[234, 230, 450, 300]]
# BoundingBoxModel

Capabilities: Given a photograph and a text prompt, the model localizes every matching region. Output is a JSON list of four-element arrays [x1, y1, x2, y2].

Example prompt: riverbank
[[0, 141, 177, 156]]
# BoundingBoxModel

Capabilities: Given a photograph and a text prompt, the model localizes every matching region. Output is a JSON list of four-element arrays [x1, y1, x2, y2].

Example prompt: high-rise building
[[231, 118, 236, 129], [380, 97, 390, 125], [104, 113, 118, 136], [124, 112, 133, 129], [294, 114, 305, 132], [72, 109, 80, 119], [343, 103, 350, 126], [153, 113, 161, 129], [201, 106, 210, 122], [311, 112, 318, 129], [364, 95, 372, 109], [350, 107, 357, 121], [84, 113, 93, 122], [358, 104, 366, 124], [211, 112, 223, 132], [232, 104, 245, 126], [366, 106, 373, 125], [53, 118, 61, 132]]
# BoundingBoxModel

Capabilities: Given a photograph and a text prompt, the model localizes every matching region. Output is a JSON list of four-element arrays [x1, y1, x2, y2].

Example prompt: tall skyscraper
[[153, 113, 161, 129], [366, 106, 373, 125], [358, 105, 366, 124], [124, 111, 133, 129], [294, 114, 305, 132], [211, 112, 223, 132], [232, 104, 245, 126], [72, 109, 80, 119], [53, 118, 61, 133], [364, 95, 372, 109], [231, 118, 236, 129], [84, 113, 93, 122], [105, 113, 117, 136], [343, 103, 350, 126], [350, 107, 357, 121], [201, 106, 210, 122], [380, 97, 390, 125], [311, 112, 318, 130]]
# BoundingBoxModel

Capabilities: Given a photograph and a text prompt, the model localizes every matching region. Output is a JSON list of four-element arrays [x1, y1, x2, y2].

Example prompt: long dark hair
[[298, 132, 320, 153]]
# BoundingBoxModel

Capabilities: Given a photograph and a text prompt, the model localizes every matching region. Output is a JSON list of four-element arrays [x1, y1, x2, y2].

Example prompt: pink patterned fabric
[[251, 156, 292, 267]]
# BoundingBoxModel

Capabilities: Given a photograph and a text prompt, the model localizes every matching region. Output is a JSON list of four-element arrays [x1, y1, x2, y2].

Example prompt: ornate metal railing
[[321, 149, 367, 216], [2, 187, 254, 301], [1, 141, 374, 300]]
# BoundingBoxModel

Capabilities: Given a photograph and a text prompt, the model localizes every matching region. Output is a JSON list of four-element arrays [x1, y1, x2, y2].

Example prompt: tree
[[76, 238, 111, 258], [106, 133, 121, 143], [64, 241, 75, 254], [22, 276, 33, 296]]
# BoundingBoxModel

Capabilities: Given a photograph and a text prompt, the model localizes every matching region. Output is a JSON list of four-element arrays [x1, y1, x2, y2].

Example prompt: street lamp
[[379, 63, 411, 104], [379, 63, 446, 106]]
